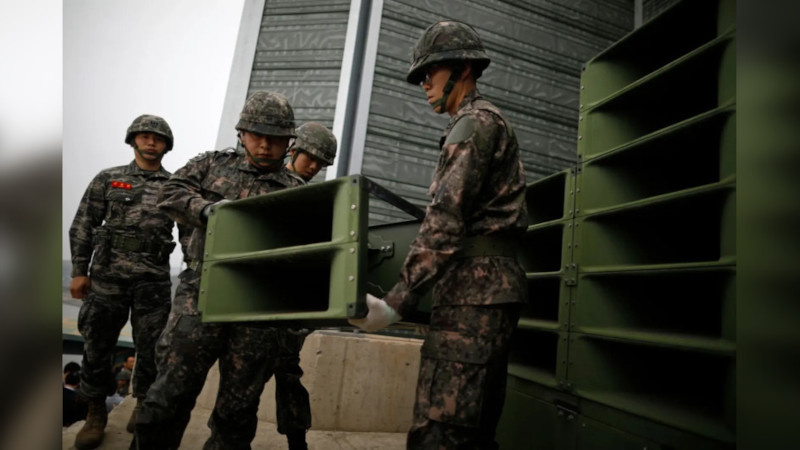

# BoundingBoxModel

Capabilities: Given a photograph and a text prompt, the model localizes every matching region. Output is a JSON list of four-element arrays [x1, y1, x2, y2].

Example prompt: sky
[[62, 0, 246, 273]]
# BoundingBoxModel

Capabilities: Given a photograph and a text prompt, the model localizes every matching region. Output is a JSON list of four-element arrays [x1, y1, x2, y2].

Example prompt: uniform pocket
[[419, 330, 492, 427]]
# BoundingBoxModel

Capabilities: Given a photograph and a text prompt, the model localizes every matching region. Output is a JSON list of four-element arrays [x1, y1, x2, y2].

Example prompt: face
[[133, 132, 167, 159], [124, 356, 135, 370], [420, 64, 452, 113], [241, 131, 291, 169], [291, 150, 325, 180]]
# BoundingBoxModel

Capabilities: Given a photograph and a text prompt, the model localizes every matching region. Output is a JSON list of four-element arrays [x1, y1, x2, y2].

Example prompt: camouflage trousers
[[407, 304, 520, 450], [134, 269, 282, 450], [77, 276, 171, 400], [275, 329, 312, 435]]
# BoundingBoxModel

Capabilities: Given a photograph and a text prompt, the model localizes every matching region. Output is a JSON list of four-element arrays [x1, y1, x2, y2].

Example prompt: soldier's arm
[[157, 153, 216, 228], [68, 171, 108, 278], [384, 114, 495, 316], [177, 223, 193, 263]]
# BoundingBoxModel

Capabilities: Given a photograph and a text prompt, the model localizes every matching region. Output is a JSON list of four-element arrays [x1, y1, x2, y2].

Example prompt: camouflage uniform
[[274, 328, 312, 436], [384, 21, 528, 450], [69, 161, 183, 401], [135, 102, 307, 447]]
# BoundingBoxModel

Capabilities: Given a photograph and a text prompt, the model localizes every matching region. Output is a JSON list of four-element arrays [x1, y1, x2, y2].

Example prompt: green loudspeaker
[[197, 175, 427, 326]]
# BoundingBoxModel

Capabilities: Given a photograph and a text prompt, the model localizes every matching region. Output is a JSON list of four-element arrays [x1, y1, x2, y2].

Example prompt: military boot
[[74, 397, 108, 449], [286, 430, 308, 450], [126, 398, 142, 433]]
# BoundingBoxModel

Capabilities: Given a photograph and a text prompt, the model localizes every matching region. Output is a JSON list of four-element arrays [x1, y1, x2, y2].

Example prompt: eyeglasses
[[421, 65, 441, 86]]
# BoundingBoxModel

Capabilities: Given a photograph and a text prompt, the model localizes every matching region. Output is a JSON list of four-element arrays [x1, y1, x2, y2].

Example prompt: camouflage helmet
[[290, 122, 337, 165], [235, 91, 296, 137], [125, 114, 174, 151], [406, 20, 491, 85]]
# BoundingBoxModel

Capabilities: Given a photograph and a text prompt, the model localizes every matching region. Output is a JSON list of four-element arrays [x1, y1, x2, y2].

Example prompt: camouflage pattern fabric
[[290, 122, 337, 165], [77, 277, 171, 399], [408, 305, 520, 449], [235, 91, 296, 137], [69, 161, 180, 280], [383, 89, 528, 317], [407, 20, 491, 85], [382, 88, 527, 448], [69, 161, 185, 401], [275, 329, 312, 435], [134, 149, 305, 449]]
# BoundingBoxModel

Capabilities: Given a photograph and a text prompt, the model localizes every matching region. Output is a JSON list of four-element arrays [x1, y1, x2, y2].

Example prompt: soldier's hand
[[202, 199, 233, 220], [70, 276, 91, 299], [348, 294, 402, 332]]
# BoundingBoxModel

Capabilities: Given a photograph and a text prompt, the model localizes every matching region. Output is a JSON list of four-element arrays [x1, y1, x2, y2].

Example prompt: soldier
[[349, 21, 528, 449], [68, 114, 186, 449], [133, 91, 306, 449], [285, 121, 337, 181]]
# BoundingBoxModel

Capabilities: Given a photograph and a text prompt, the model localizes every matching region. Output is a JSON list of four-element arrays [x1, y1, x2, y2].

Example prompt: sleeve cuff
[[384, 282, 419, 318], [71, 265, 88, 278]]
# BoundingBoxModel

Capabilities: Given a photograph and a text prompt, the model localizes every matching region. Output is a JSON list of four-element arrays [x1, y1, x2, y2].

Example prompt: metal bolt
[[348, 275, 355, 282], [580, 85, 584, 90], [351, 204, 357, 210], [576, 188, 581, 193], [349, 230, 355, 237], [575, 209, 580, 214], [349, 248, 355, 254], [200, 290, 205, 294], [205, 253, 209, 257], [578, 135, 582, 140], [579, 116, 583, 121]]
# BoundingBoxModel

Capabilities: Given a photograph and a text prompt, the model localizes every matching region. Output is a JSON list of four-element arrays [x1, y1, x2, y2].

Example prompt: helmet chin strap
[[289, 150, 300, 172], [430, 71, 460, 114], [134, 145, 165, 161]]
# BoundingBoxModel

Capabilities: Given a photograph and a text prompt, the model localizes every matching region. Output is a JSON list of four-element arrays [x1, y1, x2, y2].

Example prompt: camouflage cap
[[235, 91, 296, 137], [125, 114, 174, 151], [407, 20, 490, 85], [290, 122, 337, 165]]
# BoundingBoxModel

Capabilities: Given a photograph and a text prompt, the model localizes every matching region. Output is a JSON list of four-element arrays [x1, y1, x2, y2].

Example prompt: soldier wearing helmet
[[349, 21, 528, 449], [285, 122, 337, 181], [68, 114, 188, 449], [133, 91, 306, 450]]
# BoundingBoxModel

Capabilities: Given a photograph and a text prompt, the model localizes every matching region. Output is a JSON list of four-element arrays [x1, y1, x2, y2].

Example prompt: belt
[[457, 235, 518, 259], [108, 233, 175, 257]]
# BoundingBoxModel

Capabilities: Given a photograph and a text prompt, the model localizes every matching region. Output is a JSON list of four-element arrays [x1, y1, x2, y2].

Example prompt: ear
[[460, 62, 473, 81]]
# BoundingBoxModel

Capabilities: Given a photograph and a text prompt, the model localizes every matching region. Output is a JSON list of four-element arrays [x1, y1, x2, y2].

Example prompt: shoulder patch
[[444, 115, 477, 147]]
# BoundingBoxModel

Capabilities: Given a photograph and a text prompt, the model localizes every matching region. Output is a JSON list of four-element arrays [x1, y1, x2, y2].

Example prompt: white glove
[[202, 199, 233, 219], [348, 294, 402, 332]]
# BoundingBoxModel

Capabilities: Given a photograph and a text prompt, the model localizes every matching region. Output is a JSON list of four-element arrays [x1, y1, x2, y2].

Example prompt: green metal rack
[[197, 175, 426, 326], [499, 0, 737, 448]]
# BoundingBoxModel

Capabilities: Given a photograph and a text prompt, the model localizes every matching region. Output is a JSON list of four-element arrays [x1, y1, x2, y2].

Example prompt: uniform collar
[[124, 160, 170, 178], [448, 89, 482, 126]]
